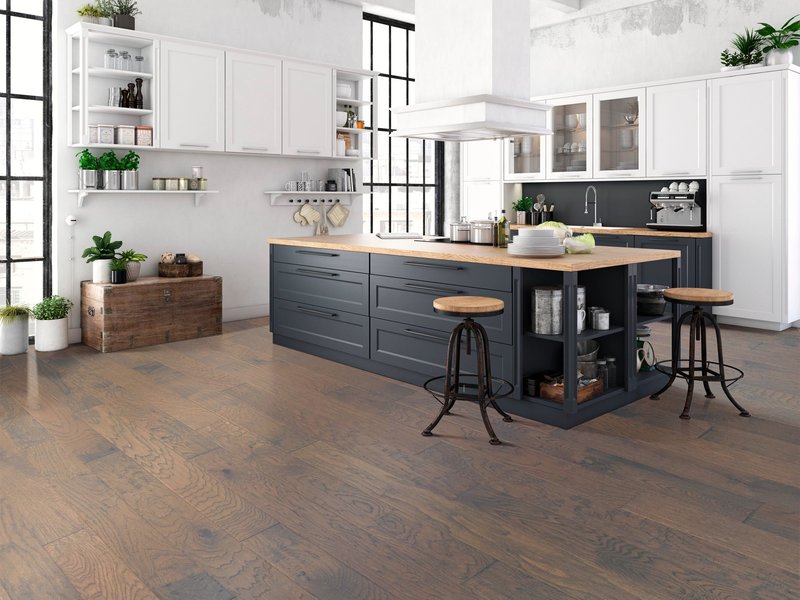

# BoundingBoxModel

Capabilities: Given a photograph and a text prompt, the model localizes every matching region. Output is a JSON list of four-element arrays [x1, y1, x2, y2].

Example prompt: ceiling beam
[[537, 0, 581, 13]]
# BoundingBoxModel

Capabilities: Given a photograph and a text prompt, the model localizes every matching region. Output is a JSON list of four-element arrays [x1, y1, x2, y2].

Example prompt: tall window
[[1, 0, 51, 306], [362, 13, 443, 235]]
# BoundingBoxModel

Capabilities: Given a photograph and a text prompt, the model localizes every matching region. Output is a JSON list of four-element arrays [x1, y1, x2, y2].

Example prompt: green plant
[[757, 14, 800, 51], [720, 28, 765, 66], [76, 149, 98, 170], [112, 0, 141, 16], [512, 196, 533, 212], [77, 4, 103, 17], [97, 151, 120, 171], [32, 296, 73, 321], [110, 258, 128, 271], [0, 304, 31, 324], [82, 231, 123, 263], [96, 0, 114, 17], [117, 249, 147, 262], [119, 151, 140, 171], [720, 49, 746, 67]]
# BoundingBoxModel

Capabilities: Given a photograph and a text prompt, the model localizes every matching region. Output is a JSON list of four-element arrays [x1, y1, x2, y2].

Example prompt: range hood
[[391, 0, 551, 142]]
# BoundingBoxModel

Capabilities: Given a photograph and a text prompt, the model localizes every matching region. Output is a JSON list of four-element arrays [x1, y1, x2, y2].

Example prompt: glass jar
[[118, 51, 131, 72], [134, 56, 145, 72], [104, 49, 118, 70], [606, 357, 617, 390], [597, 359, 608, 390]]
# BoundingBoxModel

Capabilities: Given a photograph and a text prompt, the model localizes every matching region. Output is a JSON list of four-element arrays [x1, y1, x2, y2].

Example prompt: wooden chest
[[81, 276, 222, 352]]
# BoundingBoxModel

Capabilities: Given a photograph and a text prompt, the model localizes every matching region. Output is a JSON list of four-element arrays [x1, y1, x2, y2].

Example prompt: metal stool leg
[[444, 323, 464, 415], [680, 308, 701, 420], [473, 324, 501, 445], [475, 323, 513, 423], [705, 312, 750, 417], [422, 322, 464, 436], [651, 308, 694, 400], [699, 313, 715, 399]]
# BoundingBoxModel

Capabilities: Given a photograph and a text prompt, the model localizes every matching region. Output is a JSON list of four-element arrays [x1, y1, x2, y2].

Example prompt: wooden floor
[[0, 319, 798, 599]]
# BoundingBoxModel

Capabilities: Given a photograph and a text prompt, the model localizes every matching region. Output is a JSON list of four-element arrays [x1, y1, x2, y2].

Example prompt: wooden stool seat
[[433, 296, 505, 317], [664, 287, 734, 306]]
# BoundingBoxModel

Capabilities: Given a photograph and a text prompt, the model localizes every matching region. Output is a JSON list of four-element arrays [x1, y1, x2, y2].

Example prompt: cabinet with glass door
[[545, 95, 592, 180], [505, 135, 545, 181], [593, 88, 646, 178]]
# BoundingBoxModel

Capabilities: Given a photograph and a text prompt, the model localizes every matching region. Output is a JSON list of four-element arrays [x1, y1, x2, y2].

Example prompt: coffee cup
[[577, 309, 586, 333], [669, 181, 679, 191], [678, 182, 689, 192], [284, 181, 300, 191]]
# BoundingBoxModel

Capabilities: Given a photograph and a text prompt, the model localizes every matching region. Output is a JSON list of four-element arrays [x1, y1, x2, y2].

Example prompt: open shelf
[[525, 325, 625, 343], [522, 386, 624, 408], [69, 142, 155, 151], [73, 67, 153, 80], [336, 127, 370, 135], [637, 313, 671, 325], [264, 191, 361, 206], [336, 97, 372, 106], [75, 105, 153, 116], [68, 189, 218, 208]]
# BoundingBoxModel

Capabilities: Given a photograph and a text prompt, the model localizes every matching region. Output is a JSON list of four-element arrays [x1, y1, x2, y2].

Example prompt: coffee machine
[[646, 191, 704, 231]]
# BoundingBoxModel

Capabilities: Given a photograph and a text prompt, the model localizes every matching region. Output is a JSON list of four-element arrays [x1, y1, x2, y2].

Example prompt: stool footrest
[[654, 359, 743, 386], [423, 374, 514, 404]]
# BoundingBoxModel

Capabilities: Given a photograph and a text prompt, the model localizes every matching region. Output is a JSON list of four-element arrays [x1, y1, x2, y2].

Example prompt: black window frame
[[363, 12, 444, 236], [1, 0, 52, 305]]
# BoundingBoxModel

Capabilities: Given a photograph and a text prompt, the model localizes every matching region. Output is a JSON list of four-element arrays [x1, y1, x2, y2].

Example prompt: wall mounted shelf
[[73, 105, 154, 116], [73, 67, 154, 80], [264, 191, 362, 206], [68, 189, 219, 208]]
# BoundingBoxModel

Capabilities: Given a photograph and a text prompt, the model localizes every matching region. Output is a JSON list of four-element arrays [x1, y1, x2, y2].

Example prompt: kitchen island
[[268, 234, 680, 428]]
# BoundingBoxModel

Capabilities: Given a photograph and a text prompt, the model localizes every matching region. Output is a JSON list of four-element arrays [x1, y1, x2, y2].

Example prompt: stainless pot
[[101, 170, 120, 190], [449, 217, 471, 243], [120, 170, 138, 190], [470, 220, 495, 245]]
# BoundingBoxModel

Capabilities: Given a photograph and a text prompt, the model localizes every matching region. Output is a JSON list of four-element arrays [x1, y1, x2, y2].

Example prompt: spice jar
[[606, 357, 617, 389], [134, 55, 145, 72], [104, 49, 118, 70], [597, 359, 608, 390], [118, 51, 131, 71]]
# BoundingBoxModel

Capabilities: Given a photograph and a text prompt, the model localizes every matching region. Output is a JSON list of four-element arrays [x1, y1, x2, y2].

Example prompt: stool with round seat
[[650, 287, 750, 420], [421, 296, 514, 445]]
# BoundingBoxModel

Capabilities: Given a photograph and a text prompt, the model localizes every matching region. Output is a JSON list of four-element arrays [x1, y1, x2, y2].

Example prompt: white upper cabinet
[[505, 135, 545, 181], [593, 88, 646, 178], [226, 52, 281, 154], [462, 140, 503, 181], [710, 71, 783, 175], [462, 180, 503, 221], [545, 95, 593, 180], [646, 80, 707, 177], [282, 61, 333, 157], [160, 41, 225, 151]]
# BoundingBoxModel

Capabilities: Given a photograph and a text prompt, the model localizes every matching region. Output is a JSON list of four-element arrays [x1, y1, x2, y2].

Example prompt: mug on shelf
[[577, 308, 587, 333], [284, 181, 301, 191], [592, 309, 610, 331]]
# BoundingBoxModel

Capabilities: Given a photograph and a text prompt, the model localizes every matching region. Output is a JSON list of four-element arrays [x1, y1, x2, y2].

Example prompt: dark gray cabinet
[[371, 253, 512, 292], [272, 262, 369, 316], [273, 245, 369, 273], [593, 234, 634, 248], [634, 236, 711, 289], [271, 298, 369, 358]]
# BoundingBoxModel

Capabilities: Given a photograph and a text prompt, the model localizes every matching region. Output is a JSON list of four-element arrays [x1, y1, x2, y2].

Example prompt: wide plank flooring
[[0, 319, 798, 599]]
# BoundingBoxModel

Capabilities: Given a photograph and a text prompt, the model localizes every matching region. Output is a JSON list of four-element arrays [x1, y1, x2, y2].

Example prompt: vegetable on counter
[[564, 233, 596, 254]]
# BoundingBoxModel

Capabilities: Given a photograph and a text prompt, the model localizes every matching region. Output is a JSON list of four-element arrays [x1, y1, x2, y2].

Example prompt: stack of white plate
[[508, 229, 565, 257]]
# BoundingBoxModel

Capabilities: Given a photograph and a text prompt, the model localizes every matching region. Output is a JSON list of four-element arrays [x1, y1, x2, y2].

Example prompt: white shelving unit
[[68, 189, 219, 208], [334, 69, 377, 160], [264, 191, 361, 206]]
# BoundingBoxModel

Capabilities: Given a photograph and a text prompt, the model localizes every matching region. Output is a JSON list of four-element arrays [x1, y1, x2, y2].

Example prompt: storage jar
[[115, 125, 136, 146]]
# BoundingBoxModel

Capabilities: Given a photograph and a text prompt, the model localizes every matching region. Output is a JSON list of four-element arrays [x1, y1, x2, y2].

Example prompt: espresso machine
[[646, 191, 704, 231]]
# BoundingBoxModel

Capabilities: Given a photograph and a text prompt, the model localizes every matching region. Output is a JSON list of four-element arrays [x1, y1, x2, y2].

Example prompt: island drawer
[[272, 298, 369, 359], [273, 262, 369, 316], [273, 245, 369, 274], [371, 254, 512, 292], [370, 275, 513, 344], [370, 318, 514, 383]]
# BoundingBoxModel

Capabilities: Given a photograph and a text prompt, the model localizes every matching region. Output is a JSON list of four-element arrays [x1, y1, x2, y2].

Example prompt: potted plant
[[32, 296, 73, 352], [98, 150, 120, 190], [110, 258, 128, 284], [82, 230, 123, 283], [109, 0, 140, 30], [720, 28, 765, 70], [119, 150, 140, 190], [512, 196, 533, 225], [77, 3, 103, 23], [117, 249, 147, 282], [0, 305, 31, 355], [95, 0, 114, 25], [757, 14, 800, 66], [76, 149, 99, 190]]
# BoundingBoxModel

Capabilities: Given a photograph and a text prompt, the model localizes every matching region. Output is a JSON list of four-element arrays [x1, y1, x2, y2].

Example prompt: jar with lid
[[118, 51, 132, 72], [596, 359, 609, 390], [104, 49, 118, 70], [605, 357, 617, 389], [134, 56, 145, 72]]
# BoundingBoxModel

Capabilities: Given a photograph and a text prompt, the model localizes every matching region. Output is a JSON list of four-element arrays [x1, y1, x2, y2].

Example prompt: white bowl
[[345, 149, 360, 157], [517, 228, 557, 237], [336, 83, 353, 99], [336, 111, 348, 127]]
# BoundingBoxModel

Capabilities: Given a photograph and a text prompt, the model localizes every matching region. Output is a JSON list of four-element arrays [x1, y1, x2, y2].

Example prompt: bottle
[[104, 49, 118, 70], [606, 357, 617, 390], [134, 55, 145, 72], [492, 213, 498, 247], [497, 209, 508, 248], [597, 359, 608, 390]]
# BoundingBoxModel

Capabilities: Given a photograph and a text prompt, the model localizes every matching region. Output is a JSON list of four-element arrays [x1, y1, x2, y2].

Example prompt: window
[[362, 13, 443, 235], [1, 0, 51, 307]]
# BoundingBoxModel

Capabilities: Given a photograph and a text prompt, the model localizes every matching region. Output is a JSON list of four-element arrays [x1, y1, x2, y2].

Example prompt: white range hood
[[392, 0, 551, 141]]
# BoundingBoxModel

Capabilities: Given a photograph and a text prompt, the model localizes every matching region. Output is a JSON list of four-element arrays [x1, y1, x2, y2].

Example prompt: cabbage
[[536, 221, 570, 241], [564, 233, 595, 254]]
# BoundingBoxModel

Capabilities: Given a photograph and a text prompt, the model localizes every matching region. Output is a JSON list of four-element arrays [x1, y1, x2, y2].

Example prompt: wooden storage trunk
[[81, 276, 222, 352]]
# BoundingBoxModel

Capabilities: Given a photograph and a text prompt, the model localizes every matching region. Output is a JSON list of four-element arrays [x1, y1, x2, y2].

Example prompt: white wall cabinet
[[160, 41, 225, 152], [462, 180, 503, 222], [504, 135, 545, 181], [545, 95, 593, 180], [710, 71, 783, 175], [646, 80, 706, 177], [462, 140, 503, 181], [226, 52, 281, 154], [593, 88, 646, 179], [282, 61, 333, 157]]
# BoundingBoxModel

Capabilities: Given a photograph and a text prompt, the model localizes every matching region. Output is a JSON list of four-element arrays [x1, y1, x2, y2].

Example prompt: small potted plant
[[119, 150, 140, 190], [76, 148, 99, 190], [95, 0, 114, 25], [110, 258, 128, 284], [511, 196, 533, 225], [720, 28, 765, 71], [757, 14, 800, 66], [98, 150, 120, 190], [32, 296, 73, 352], [77, 3, 103, 23], [0, 305, 31, 355], [109, 0, 140, 30], [117, 249, 147, 282], [83, 230, 123, 283]]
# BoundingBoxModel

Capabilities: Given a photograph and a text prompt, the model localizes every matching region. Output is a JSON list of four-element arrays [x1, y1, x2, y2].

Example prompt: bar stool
[[421, 296, 514, 445], [650, 288, 750, 420]]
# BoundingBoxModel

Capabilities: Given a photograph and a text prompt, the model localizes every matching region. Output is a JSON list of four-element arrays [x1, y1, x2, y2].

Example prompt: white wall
[[530, 0, 799, 96], [53, 0, 363, 339]]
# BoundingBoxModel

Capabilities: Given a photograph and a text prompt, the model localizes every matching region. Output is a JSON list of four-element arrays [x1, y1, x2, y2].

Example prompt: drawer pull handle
[[296, 268, 339, 278], [404, 283, 462, 295], [403, 261, 464, 271], [296, 250, 340, 257], [178, 143, 210, 148], [404, 328, 449, 342], [296, 305, 338, 318]]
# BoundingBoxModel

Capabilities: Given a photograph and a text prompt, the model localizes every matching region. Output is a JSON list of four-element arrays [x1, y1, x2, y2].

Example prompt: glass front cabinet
[[545, 95, 593, 180], [593, 88, 646, 178], [505, 135, 546, 180]]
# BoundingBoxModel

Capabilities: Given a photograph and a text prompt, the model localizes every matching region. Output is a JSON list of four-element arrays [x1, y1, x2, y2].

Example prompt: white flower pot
[[125, 261, 142, 282], [766, 49, 793, 66], [92, 258, 112, 283], [0, 315, 29, 355], [35, 318, 69, 352]]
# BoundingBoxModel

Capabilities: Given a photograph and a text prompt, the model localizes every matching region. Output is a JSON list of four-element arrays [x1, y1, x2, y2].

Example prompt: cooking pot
[[470, 220, 495, 245], [449, 217, 471, 243]]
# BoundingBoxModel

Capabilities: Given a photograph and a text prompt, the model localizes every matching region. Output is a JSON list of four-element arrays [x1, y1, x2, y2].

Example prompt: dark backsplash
[[520, 179, 707, 228]]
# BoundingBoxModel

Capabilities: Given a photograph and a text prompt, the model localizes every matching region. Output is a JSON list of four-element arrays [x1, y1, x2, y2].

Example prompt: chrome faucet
[[584, 185, 601, 226]]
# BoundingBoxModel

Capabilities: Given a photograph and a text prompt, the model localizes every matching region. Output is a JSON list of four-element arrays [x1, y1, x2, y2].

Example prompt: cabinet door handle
[[404, 328, 449, 342], [403, 261, 464, 271], [404, 283, 463, 295], [730, 176, 763, 180], [296, 305, 338, 318], [296, 250, 340, 257], [730, 169, 762, 174], [296, 268, 339, 278], [296, 149, 321, 154], [662, 171, 689, 175], [179, 143, 210, 148], [242, 146, 270, 151], [614, 173, 633, 176]]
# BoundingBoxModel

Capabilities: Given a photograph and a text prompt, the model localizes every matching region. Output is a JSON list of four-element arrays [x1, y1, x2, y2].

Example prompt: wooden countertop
[[268, 234, 680, 272], [510, 224, 712, 238]]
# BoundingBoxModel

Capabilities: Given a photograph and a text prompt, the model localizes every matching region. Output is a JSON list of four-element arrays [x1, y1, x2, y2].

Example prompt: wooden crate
[[81, 275, 222, 352], [158, 261, 203, 277], [540, 378, 603, 404]]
